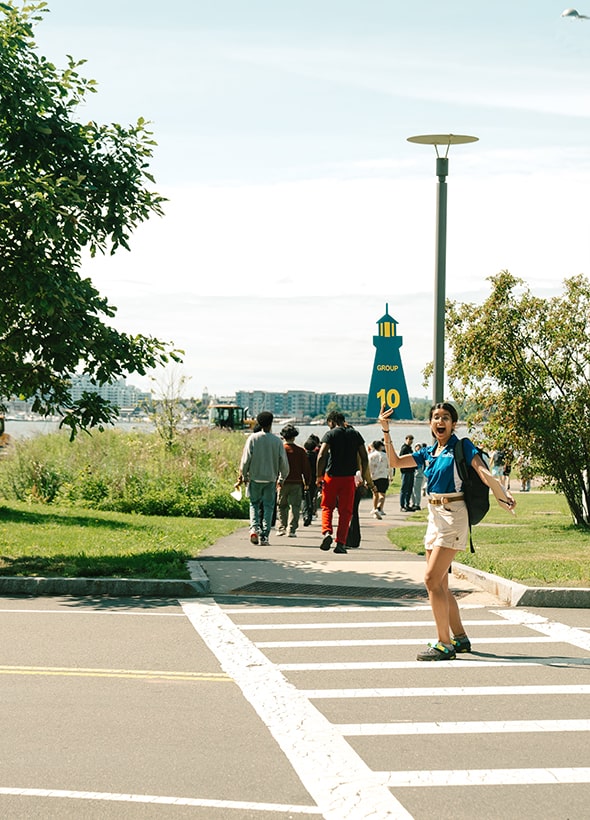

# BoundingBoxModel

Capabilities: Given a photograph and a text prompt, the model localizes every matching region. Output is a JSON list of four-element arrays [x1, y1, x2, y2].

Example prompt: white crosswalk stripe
[[256, 635, 556, 648], [338, 719, 590, 736], [374, 768, 590, 787], [302, 684, 590, 699]]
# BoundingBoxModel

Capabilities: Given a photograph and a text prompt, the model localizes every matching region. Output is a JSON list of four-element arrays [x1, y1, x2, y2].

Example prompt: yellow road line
[[0, 665, 232, 682]]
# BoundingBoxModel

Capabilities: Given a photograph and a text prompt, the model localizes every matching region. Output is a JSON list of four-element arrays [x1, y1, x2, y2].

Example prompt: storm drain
[[229, 581, 462, 600]]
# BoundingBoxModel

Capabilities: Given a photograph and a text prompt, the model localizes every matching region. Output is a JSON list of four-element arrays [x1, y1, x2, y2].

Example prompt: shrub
[[0, 427, 249, 518]]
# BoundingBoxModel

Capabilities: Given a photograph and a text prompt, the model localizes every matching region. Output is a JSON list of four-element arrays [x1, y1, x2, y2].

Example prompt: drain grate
[[229, 581, 454, 600]]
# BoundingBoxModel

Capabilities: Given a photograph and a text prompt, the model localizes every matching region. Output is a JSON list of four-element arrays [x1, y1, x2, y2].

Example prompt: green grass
[[0, 501, 246, 579], [387, 491, 590, 587]]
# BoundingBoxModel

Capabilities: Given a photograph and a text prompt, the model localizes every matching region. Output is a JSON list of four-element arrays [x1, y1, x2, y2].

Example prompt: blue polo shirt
[[412, 434, 478, 494]]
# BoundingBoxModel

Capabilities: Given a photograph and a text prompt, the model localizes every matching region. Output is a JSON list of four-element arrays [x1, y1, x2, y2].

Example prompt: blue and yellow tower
[[365, 304, 412, 420]]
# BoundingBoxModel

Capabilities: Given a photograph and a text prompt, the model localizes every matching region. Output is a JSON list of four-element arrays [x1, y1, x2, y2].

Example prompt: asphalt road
[[1, 595, 589, 819]]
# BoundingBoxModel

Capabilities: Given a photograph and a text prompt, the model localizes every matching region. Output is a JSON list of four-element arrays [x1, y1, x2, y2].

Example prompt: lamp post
[[407, 133, 479, 404]]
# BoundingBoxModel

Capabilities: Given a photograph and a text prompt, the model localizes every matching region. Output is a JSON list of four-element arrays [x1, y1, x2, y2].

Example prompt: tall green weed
[[0, 427, 249, 518]]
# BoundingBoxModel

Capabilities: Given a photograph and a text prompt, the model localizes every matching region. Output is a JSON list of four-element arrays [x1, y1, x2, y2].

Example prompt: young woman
[[379, 402, 516, 661]]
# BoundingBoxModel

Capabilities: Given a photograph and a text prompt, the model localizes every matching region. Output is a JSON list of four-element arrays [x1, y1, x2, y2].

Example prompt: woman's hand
[[473, 455, 517, 515], [378, 405, 394, 430], [495, 488, 516, 515]]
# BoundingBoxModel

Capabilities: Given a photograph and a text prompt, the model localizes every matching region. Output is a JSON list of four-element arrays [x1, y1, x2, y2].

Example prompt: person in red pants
[[315, 411, 375, 554]]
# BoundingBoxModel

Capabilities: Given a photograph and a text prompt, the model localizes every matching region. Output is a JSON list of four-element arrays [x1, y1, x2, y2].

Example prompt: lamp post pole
[[407, 134, 478, 404]]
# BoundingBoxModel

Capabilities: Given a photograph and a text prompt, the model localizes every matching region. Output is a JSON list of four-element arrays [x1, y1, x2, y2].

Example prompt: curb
[[3, 558, 587, 607], [453, 562, 590, 608], [0, 562, 211, 598]]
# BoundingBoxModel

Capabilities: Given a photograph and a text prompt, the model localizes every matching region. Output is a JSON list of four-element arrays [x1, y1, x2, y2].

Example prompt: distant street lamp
[[407, 133, 479, 404]]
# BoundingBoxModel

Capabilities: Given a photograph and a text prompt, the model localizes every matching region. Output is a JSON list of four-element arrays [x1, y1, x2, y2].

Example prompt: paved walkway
[[194, 494, 590, 609], [193, 496, 503, 606]]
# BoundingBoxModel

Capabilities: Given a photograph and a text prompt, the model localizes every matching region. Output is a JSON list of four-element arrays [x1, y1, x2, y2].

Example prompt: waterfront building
[[4, 375, 151, 418], [234, 389, 369, 419], [67, 375, 151, 412]]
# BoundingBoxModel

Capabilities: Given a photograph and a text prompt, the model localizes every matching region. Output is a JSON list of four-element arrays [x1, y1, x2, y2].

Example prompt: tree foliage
[[0, 2, 181, 437], [446, 270, 590, 526], [149, 368, 191, 451]]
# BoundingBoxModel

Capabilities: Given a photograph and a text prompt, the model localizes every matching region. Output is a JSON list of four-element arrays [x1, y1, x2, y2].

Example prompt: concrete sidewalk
[[193, 495, 590, 608], [192, 496, 502, 606]]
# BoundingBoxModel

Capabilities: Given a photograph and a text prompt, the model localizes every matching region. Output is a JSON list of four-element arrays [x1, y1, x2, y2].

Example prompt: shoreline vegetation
[[0, 427, 249, 579], [0, 428, 584, 587], [0, 428, 249, 518]]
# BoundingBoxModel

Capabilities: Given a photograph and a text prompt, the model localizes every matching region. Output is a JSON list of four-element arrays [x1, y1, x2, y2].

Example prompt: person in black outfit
[[345, 472, 367, 549], [302, 435, 320, 526], [399, 434, 416, 511]]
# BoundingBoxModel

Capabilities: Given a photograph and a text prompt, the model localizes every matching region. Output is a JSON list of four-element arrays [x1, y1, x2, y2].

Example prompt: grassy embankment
[[0, 503, 244, 579], [0, 427, 248, 578], [389, 489, 590, 587]]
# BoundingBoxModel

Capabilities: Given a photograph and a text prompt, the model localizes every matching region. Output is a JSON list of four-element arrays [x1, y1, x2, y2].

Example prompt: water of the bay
[[6, 418, 471, 447], [272, 421, 469, 448], [5, 419, 155, 439]]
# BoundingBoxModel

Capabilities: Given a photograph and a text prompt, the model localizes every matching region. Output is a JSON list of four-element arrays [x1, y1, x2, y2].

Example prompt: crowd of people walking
[[236, 409, 435, 554], [237, 406, 521, 663]]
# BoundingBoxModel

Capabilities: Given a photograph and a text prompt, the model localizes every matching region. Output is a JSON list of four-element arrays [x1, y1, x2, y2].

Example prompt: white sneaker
[[372, 509, 382, 519]]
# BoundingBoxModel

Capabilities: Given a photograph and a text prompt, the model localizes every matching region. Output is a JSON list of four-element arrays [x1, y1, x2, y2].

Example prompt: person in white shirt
[[368, 440, 390, 519], [239, 411, 289, 546]]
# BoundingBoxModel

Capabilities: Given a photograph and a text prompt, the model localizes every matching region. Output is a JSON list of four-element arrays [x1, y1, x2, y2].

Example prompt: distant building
[[234, 389, 368, 419], [68, 375, 151, 411], [3, 375, 151, 418]]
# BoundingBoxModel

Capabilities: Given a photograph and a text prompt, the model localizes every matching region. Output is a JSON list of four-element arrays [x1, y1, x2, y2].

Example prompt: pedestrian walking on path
[[316, 411, 375, 555], [368, 440, 390, 519], [411, 442, 426, 509], [399, 434, 416, 511], [238, 411, 289, 547], [276, 424, 311, 538], [379, 402, 516, 661], [302, 435, 321, 525]]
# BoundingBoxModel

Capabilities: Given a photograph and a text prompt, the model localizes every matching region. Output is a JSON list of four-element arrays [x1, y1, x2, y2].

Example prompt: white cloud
[[85, 153, 588, 399]]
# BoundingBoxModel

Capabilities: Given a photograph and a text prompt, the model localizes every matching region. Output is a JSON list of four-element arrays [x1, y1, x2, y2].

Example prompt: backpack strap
[[454, 438, 475, 553], [454, 437, 467, 482]]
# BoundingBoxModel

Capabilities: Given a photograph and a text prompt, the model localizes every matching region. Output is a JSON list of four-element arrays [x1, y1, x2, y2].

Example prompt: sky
[[29, 0, 590, 400]]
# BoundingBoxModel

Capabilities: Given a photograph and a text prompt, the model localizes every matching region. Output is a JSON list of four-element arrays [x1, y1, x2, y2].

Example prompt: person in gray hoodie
[[239, 411, 289, 546]]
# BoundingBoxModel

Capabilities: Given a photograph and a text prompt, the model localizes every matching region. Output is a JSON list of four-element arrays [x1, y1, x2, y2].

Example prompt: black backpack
[[454, 437, 490, 552]]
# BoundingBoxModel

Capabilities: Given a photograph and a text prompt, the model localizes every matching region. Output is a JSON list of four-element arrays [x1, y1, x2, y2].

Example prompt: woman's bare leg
[[424, 547, 459, 644], [448, 586, 465, 638]]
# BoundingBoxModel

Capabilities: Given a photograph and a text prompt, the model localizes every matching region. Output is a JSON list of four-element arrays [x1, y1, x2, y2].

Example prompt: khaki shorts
[[424, 499, 469, 551]]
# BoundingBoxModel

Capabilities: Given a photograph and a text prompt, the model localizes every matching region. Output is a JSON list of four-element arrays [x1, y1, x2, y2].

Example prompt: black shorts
[[374, 478, 389, 494]]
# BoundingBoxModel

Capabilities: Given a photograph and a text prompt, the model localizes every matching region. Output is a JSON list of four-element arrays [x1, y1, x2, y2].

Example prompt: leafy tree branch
[[0, 2, 182, 437], [446, 270, 590, 526]]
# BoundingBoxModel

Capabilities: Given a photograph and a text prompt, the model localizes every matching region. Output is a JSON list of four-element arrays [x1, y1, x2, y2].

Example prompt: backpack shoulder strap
[[454, 437, 475, 553], [454, 437, 468, 482]]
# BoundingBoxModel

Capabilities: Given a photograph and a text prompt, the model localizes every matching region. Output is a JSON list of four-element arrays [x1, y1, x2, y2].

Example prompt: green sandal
[[417, 641, 457, 661]]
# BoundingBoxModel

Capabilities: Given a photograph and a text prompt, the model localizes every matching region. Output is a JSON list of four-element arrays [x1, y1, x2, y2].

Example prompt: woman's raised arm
[[379, 407, 418, 470]]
